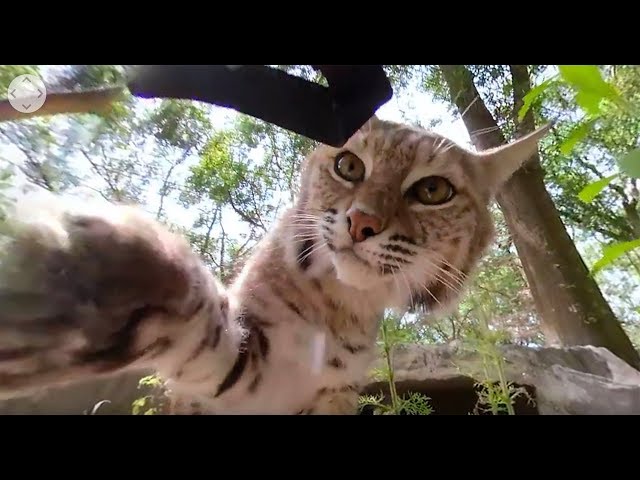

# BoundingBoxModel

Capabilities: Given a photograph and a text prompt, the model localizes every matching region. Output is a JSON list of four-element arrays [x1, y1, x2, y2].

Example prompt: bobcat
[[0, 116, 549, 414]]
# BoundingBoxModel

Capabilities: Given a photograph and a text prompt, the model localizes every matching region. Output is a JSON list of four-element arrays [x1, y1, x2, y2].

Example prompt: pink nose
[[347, 209, 383, 243]]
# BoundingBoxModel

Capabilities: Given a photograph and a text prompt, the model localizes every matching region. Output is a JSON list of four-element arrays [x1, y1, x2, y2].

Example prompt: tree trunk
[[623, 199, 640, 239], [438, 64, 640, 370]]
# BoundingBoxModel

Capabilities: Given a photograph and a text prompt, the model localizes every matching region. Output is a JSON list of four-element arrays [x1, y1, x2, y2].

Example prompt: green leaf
[[397, 392, 434, 415], [578, 174, 618, 203], [518, 77, 556, 122], [617, 148, 640, 179], [575, 91, 603, 116], [592, 238, 640, 274], [558, 65, 620, 101], [559, 119, 595, 155]]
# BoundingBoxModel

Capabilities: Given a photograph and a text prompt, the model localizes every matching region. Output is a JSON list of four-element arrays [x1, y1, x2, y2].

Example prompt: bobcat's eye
[[409, 176, 455, 205], [334, 151, 365, 182]]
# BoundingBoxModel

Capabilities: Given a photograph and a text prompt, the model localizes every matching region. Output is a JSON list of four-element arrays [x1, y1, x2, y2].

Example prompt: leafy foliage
[[131, 374, 167, 415], [592, 239, 640, 275], [527, 66, 640, 273]]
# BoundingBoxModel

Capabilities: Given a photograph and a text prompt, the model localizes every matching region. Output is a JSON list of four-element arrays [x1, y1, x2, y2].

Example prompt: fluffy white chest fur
[[164, 319, 376, 414]]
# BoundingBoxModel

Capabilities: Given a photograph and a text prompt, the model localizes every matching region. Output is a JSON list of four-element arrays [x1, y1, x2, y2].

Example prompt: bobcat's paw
[[0, 192, 213, 395]]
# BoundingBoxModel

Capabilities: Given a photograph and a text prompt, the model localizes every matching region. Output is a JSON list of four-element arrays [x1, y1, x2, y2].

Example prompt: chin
[[331, 249, 387, 290]]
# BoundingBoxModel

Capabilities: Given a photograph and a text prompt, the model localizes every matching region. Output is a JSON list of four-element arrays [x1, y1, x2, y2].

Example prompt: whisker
[[459, 95, 479, 121], [286, 225, 319, 233], [285, 222, 319, 230], [435, 136, 447, 151], [288, 227, 321, 241], [437, 142, 460, 156], [387, 262, 406, 310], [291, 231, 320, 237], [397, 261, 446, 311], [304, 206, 327, 212], [291, 212, 322, 218], [430, 253, 468, 281], [432, 136, 455, 157], [469, 125, 501, 140], [288, 222, 317, 228], [439, 269, 465, 290], [290, 234, 321, 242], [389, 265, 402, 294], [291, 235, 322, 247], [427, 251, 468, 277], [298, 240, 328, 264], [305, 212, 327, 218], [423, 259, 465, 291], [431, 270, 462, 296], [288, 223, 320, 229], [287, 217, 319, 223], [411, 273, 442, 309], [391, 257, 415, 311], [288, 219, 321, 225]]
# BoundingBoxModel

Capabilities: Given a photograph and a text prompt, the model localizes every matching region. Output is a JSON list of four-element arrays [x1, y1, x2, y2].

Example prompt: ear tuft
[[476, 123, 551, 193]]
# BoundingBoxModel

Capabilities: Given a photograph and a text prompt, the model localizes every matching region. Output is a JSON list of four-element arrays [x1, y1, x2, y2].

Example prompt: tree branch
[[0, 87, 125, 123]]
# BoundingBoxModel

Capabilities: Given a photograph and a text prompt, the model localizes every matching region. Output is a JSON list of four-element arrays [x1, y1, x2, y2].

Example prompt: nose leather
[[347, 209, 383, 242]]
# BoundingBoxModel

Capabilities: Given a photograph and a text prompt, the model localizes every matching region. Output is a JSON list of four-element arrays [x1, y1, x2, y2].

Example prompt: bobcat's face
[[290, 117, 550, 313]]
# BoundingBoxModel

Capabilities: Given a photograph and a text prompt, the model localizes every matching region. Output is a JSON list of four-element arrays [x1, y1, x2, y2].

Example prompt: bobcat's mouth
[[335, 246, 371, 267], [329, 243, 404, 291], [322, 232, 373, 269]]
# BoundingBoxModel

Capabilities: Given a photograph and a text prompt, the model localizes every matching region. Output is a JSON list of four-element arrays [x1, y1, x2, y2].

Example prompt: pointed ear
[[474, 123, 552, 194], [352, 115, 381, 143], [361, 115, 381, 132]]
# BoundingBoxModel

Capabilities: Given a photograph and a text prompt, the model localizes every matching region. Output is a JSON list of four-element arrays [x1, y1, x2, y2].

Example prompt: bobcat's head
[[290, 116, 549, 314]]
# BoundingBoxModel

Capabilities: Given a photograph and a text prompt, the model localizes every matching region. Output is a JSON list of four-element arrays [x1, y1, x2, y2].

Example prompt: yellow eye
[[334, 151, 365, 182], [410, 176, 455, 205]]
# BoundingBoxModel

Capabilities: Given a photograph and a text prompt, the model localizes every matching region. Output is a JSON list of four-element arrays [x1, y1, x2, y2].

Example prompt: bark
[[438, 64, 640, 370], [623, 199, 640, 238]]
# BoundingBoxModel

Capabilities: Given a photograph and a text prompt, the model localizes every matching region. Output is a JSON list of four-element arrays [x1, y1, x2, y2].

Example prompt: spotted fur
[[0, 117, 549, 413]]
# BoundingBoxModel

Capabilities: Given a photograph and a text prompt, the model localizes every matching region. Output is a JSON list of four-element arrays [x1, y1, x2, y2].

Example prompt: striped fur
[[0, 117, 549, 413]]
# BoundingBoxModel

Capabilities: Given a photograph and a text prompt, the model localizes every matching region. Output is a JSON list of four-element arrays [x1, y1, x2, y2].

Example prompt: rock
[[1, 343, 639, 414], [0, 370, 154, 415], [360, 342, 640, 415]]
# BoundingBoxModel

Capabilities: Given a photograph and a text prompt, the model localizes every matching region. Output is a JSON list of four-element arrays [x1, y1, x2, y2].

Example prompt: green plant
[[359, 313, 434, 415], [462, 306, 533, 415], [131, 374, 167, 415]]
